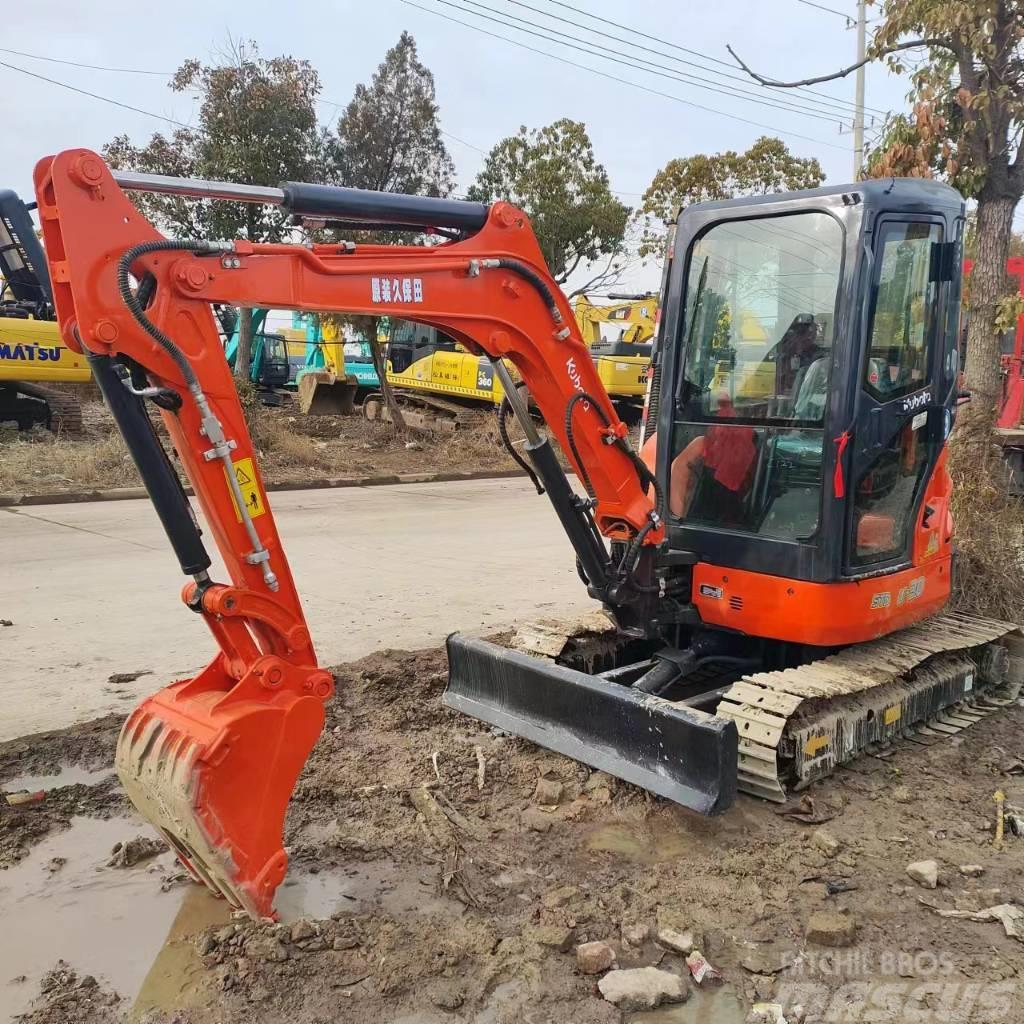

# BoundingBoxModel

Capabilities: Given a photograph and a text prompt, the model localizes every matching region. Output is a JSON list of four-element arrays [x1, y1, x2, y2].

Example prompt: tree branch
[[556, 249, 586, 285], [726, 38, 953, 88]]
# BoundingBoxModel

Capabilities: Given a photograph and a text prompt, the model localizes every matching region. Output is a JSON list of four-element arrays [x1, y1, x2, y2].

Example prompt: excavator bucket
[[444, 635, 738, 815], [297, 369, 359, 416], [115, 670, 327, 919]]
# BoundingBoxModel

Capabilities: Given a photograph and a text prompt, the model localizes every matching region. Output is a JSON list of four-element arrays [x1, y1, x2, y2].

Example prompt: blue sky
[[6, 0, 915, 293]]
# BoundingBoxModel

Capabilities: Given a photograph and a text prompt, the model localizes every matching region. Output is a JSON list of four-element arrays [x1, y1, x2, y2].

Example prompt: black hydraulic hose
[[489, 258, 563, 324], [116, 239, 225, 392], [564, 391, 610, 498], [563, 389, 667, 588]]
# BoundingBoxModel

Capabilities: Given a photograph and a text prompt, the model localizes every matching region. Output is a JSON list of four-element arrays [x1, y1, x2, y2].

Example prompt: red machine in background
[[964, 257, 1024, 488]]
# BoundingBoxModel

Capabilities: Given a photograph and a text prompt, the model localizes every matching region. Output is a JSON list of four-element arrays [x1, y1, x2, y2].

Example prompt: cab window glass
[[852, 418, 933, 566], [670, 211, 844, 541], [865, 222, 941, 399], [678, 211, 843, 426]]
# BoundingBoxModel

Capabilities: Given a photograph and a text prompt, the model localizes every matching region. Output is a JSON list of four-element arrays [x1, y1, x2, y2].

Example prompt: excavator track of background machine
[[719, 613, 1024, 801]]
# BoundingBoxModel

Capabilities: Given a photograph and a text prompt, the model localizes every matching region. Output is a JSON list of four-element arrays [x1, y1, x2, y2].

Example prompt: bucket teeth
[[115, 677, 326, 919], [116, 704, 249, 910]]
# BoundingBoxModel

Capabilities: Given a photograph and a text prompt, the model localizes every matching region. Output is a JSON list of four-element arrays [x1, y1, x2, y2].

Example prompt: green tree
[[104, 41, 323, 378], [466, 119, 630, 289], [323, 31, 456, 430], [325, 31, 454, 196], [641, 137, 825, 255]]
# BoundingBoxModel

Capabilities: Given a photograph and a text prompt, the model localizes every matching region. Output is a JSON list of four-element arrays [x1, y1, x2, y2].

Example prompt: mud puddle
[[4, 765, 113, 794], [0, 816, 181, 1022], [630, 988, 747, 1023], [277, 857, 466, 922], [0, 808, 461, 1021]]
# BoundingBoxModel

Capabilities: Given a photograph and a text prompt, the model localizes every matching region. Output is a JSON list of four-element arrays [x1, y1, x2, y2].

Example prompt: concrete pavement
[[0, 477, 592, 739]]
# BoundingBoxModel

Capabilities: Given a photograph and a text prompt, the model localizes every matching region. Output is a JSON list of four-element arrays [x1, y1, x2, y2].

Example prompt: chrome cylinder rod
[[491, 358, 542, 446], [112, 170, 285, 205]]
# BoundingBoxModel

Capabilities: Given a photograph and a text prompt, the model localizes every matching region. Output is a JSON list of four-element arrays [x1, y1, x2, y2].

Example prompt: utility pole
[[852, 0, 867, 178]]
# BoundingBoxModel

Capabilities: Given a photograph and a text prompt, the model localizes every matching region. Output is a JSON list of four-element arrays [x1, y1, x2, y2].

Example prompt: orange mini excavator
[[34, 150, 1020, 918]]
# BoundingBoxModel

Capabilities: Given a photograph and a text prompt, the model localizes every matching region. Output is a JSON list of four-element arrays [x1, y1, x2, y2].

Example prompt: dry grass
[[0, 398, 518, 496], [949, 431, 1024, 622], [0, 428, 138, 494]]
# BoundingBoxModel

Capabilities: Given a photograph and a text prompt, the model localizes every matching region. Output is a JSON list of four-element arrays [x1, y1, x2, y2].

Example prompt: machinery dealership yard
[[7, 4, 1024, 1021]]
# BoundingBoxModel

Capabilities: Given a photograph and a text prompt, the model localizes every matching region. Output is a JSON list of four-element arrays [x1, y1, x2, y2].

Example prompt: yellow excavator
[[574, 292, 658, 416], [376, 318, 509, 429], [0, 189, 89, 432], [376, 296, 658, 429]]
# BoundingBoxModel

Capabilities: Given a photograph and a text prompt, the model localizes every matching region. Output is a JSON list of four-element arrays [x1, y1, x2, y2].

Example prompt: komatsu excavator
[[34, 151, 1021, 919], [0, 189, 90, 432]]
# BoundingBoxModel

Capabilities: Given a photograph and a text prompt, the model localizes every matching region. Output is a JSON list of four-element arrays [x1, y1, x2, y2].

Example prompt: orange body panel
[[693, 556, 951, 646], [694, 447, 955, 646]]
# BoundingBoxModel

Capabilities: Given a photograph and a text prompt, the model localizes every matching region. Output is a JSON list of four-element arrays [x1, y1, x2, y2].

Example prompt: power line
[[460, 0, 853, 125], [489, 0, 864, 121], [793, 0, 854, 22], [399, 0, 847, 149], [402, 0, 847, 150], [0, 59, 192, 128], [421, 0, 847, 126], [536, 0, 888, 117], [0, 47, 173, 76], [442, 129, 487, 155]]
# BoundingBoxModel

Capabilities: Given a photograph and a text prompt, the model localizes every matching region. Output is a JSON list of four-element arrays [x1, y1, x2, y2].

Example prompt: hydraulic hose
[[116, 239, 228, 391], [563, 390, 667, 591], [115, 238, 279, 591], [564, 390, 609, 499], [497, 390, 544, 494], [478, 258, 564, 324]]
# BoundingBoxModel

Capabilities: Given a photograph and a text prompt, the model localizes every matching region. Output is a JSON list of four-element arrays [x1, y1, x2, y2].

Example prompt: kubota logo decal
[[901, 390, 931, 414], [566, 357, 590, 410]]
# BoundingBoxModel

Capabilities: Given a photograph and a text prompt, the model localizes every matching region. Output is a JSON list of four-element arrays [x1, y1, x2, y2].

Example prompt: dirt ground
[[0, 398, 518, 496], [2, 643, 1023, 1024]]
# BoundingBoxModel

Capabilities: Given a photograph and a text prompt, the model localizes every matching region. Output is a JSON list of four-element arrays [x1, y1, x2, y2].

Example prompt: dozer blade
[[297, 369, 358, 415], [115, 674, 326, 919], [444, 635, 738, 815]]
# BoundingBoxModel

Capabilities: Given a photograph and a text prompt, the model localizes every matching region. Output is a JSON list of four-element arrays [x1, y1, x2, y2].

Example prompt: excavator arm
[[33, 150, 666, 916], [573, 292, 657, 346]]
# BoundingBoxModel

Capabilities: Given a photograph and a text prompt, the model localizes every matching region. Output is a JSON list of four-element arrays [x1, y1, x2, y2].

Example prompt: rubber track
[[717, 612, 1022, 801], [14, 382, 84, 437]]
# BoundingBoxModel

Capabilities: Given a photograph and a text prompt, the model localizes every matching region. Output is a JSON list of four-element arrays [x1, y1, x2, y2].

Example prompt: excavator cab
[[660, 182, 961, 597], [447, 179, 968, 809]]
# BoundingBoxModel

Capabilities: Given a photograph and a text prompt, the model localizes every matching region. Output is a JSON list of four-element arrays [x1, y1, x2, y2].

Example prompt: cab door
[[843, 218, 954, 573]]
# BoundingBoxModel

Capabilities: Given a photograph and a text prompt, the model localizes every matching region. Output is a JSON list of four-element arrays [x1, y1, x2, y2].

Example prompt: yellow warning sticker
[[804, 734, 830, 758], [225, 457, 266, 522], [883, 704, 902, 726]]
